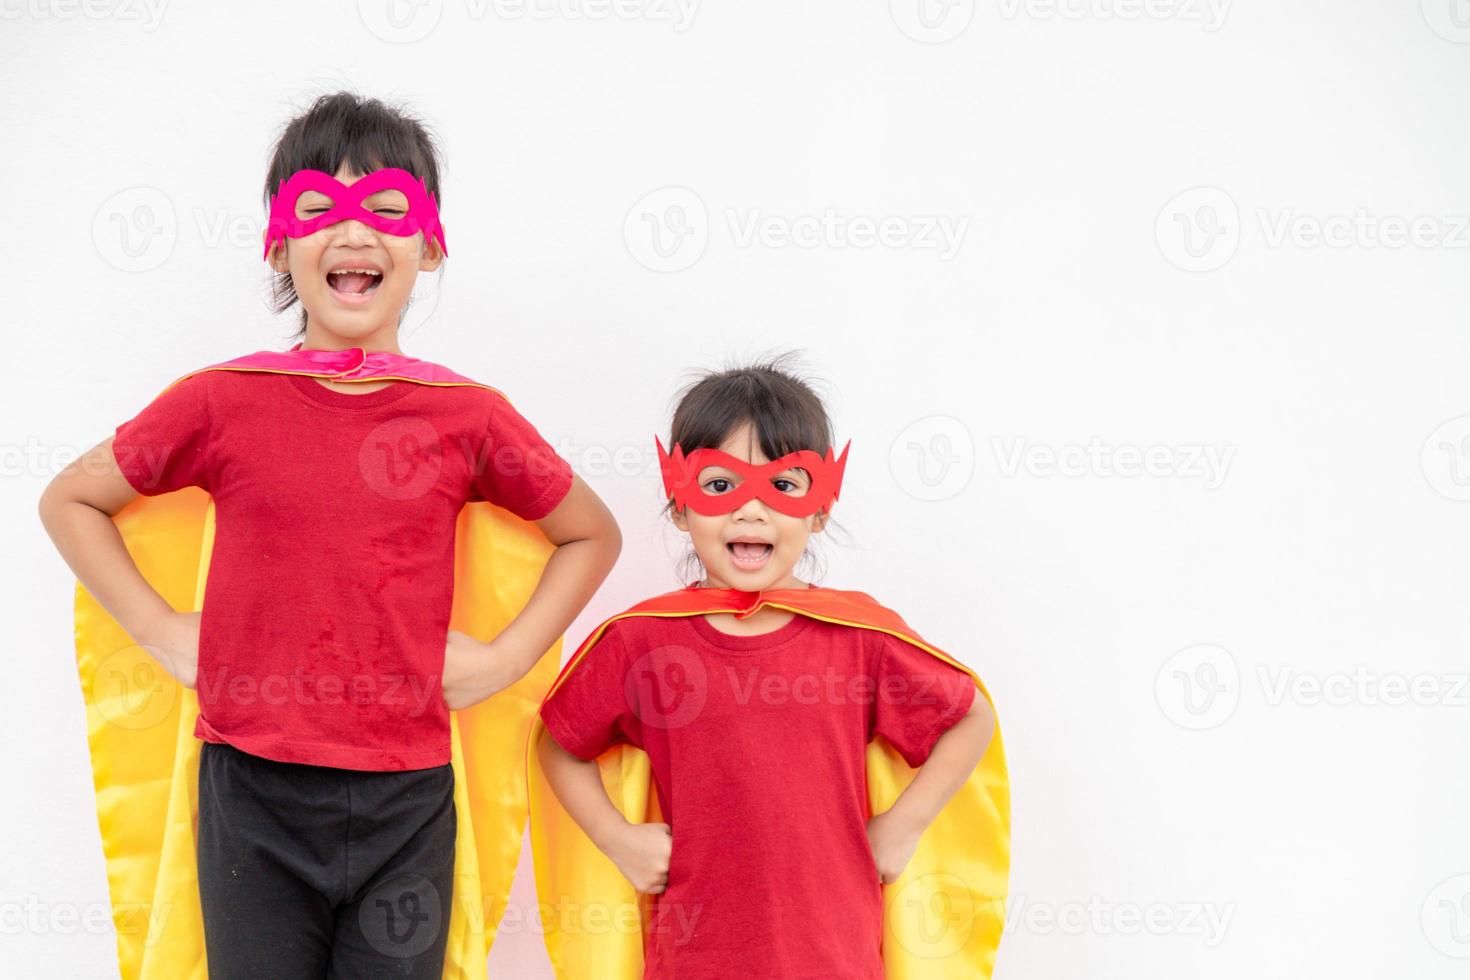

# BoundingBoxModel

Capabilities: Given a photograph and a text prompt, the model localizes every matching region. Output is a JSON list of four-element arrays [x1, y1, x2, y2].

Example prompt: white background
[[4, 1, 1470, 977]]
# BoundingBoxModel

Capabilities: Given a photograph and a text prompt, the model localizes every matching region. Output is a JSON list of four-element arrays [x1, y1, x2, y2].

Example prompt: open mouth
[[727, 541, 773, 571], [326, 268, 383, 304]]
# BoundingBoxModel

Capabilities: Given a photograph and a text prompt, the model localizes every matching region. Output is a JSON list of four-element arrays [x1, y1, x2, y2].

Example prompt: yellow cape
[[75, 367, 565, 979], [525, 587, 1010, 979]]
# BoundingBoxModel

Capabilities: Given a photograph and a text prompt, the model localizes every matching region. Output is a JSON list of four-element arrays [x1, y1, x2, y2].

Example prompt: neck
[[301, 318, 404, 356], [698, 574, 809, 592]]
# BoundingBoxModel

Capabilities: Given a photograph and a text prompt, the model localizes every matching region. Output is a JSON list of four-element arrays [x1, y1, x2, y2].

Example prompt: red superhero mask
[[656, 436, 851, 518], [263, 167, 448, 260]]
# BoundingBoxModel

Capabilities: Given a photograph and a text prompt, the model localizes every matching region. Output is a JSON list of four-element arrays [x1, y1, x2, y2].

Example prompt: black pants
[[196, 739, 456, 979]]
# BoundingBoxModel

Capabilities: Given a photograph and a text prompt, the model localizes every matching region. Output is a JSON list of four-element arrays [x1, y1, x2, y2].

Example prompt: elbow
[[535, 724, 559, 761], [568, 507, 621, 576], [603, 515, 623, 565], [968, 695, 996, 758], [37, 478, 68, 536], [537, 725, 575, 770]]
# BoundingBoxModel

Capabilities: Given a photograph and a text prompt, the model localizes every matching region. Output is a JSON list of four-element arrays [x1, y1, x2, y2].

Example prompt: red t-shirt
[[112, 369, 573, 771], [539, 608, 976, 979]]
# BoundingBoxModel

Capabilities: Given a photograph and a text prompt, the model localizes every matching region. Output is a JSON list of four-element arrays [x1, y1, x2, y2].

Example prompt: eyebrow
[[700, 465, 809, 480], [298, 189, 406, 202]]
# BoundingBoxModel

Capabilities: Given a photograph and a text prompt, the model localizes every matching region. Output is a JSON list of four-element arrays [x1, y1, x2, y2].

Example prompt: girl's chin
[[700, 557, 799, 591]]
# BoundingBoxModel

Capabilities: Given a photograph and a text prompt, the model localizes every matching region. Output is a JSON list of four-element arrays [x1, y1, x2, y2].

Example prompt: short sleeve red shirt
[[112, 369, 574, 771], [538, 610, 976, 979]]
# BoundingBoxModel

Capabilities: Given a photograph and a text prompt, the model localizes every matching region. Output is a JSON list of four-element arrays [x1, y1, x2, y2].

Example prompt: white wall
[[4, 2, 1469, 977]]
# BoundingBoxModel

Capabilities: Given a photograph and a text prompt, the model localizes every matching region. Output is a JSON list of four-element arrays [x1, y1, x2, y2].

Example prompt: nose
[[731, 494, 769, 522], [328, 217, 377, 247]]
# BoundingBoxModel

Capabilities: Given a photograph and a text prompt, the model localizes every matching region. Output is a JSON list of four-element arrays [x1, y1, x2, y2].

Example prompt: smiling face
[[262, 162, 443, 349], [669, 421, 832, 591]]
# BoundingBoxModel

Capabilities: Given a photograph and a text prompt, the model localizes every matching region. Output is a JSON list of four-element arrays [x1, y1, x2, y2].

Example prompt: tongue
[[331, 272, 377, 294], [732, 543, 769, 561]]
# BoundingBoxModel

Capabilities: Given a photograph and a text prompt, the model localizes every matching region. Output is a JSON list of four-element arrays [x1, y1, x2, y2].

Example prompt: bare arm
[[868, 692, 995, 883], [444, 475, 622, 707], [536, 726, 671, 894], [36, 436, 199, 684]]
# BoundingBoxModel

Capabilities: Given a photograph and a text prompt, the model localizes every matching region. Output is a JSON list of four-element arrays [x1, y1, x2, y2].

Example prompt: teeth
[[328, 268, 382, 276]]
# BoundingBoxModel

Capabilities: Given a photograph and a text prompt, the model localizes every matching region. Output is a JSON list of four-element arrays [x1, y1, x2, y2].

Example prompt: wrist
[[480, 640, 519, 697], [589, 811, 632, 854], [129, 602, 177, 648], [877, 801, 928, 840]]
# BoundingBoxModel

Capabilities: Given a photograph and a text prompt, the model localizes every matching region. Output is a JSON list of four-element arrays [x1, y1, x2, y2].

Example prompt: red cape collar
[[181, 341, 489, 389], [558, 584, 968, 678]]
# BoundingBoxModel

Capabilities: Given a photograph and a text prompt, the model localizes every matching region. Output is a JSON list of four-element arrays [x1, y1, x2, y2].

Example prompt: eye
[[772, 468, 810, 494], [703, 477, 734, 494], [373, 207, 406, 217], [301, 206, 331, 215]]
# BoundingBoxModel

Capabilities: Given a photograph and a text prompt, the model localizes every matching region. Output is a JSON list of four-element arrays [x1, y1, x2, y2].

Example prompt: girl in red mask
[[528, 355, 1009, 980]]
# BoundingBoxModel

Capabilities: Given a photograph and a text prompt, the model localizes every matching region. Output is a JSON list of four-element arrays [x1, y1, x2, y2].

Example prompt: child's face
[[670, 421, 831, 591], [263, 163, 443, 342]]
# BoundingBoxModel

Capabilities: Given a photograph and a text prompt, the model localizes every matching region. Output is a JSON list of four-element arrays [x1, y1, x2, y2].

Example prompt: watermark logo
[[724, 664, 971, 708], [471, 0, 700, 30], [890, 0, 975, 43], [625, 188, 969, 270], [0, 0, 169, 29], [1422, 873, 1470, 957], [0, 895, 142, 938], [625, 187, 708, 272], [358, 873, 445, 958], [358, 0, 444, 42], [195, 666, 441, 717], [358, 416, 444, 501], [1005, 893, 1235, 945], [91, 645, 178, 732], [889, 415, 976, 502], [1154, 643, 1239, 730], [996, 0, 1231, 31], [1257, 209, 1470, 251], [1422, 416, 1470, 501], [1160, 651, 1470, 722], [886, 872, 978, 958], [93, 186, 177, 273], [992, 437, 1235, 488], [1159, 187, 1470, 271], [727, 209, 968, 260], [1422, 0, 1470, 43], [625, 644, 707, 729], [1156, 186, 1239, 272], [1257, 666, 1470, 709]]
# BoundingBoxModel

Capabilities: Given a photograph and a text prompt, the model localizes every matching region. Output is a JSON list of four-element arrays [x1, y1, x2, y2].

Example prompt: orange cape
[[525, 585, 1010, 979], [75, 352, 564, 978]]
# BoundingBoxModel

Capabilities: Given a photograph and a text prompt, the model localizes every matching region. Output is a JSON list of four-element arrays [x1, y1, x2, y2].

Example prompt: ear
[[669, 502, 689, 532], [419, 236, 445, 272], [810, 507, 831, 534], [262, 231, 289, 273]]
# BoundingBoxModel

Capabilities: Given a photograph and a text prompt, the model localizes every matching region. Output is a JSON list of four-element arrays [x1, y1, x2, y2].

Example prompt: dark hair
[[664, 351, 845, 584], [262, 91, 444, 340]]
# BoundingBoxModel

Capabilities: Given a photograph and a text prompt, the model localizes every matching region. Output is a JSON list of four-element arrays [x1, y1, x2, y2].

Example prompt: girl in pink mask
[[526, 355, 1010, 980], [40, 91, 622, 979]]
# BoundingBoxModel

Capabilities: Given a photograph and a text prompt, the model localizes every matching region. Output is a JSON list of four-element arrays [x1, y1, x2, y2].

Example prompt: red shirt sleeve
[[869, 632, 976, 768], [468, 393, 573, 520], [111, 373, 213, 496], [540, 625, 643, 761]]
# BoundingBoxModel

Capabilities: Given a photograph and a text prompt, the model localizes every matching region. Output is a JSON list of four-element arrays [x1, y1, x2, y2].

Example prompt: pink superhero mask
[[656, 436, 851, 518], [263, 167, 448, 261]]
